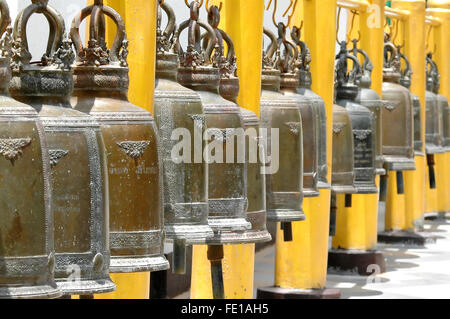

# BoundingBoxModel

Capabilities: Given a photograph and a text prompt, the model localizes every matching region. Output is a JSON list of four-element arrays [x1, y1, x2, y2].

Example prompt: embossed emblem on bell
[[350, 39, 386, 175], [70, 1, 169, 273], [381, 35, 416, 171], [425, 53, 445, 155], [176, 2, 251, 244], [331, 104, 357, 194], [0, 0, 61, 299], [9, 0, 115, 295], [154, 1, 213, 273], [202, 6, 271, 244], [335, 42, 377, 194], [397, 49, 424, 156], [260, 28, 305, 240], [291, 26, 329, 189], [278, 23, 320, 198]]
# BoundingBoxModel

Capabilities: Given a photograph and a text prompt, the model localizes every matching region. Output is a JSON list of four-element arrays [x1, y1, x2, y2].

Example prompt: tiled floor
[[253, 220, 450, 299]]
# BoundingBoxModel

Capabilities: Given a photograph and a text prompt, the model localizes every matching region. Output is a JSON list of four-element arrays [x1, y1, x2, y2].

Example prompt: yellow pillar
[[390, 1, 427, 229], [89, 0, 157, 299], [268, 0, 334, 294], [190, 0, 265, 299]]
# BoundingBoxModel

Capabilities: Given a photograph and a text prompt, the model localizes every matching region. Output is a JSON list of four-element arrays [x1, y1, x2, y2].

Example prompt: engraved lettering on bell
[[0, 137, 31, 162], [49, 149, 69, 167], [354, 129, 371, 141], [285, 122, 302, 135], [333, 123, 347, 134], [117, 141, 151, 159]]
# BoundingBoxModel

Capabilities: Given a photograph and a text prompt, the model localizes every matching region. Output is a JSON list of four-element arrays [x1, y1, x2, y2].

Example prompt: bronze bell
[[154, 1, 212, 274], [70, 1, 169, 273], [381, 35, 416, 171], [425, 53, 445, 155], [350, 40, 386, 176], [398, 50, 424, 156], [335, 42, 378, 194], [260, 28, 305, 241], [278, 23, 320, 198], [202, 6, 271, 244], [176, 2, 251, 244], [9, 0, 115, 295], [0, 1, 61, 299], [291, 27, 329, 190]]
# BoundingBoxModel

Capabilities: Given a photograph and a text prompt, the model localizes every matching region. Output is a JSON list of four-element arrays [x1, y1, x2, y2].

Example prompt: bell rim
[[0, 283, 62, 299], [266, 210, 306, 222], [330, 184, 358, 194], [55, 278, 116, 295], [164, 224, 214, 245], [303, 188, 321, 198], [353, 182, 379, 194], [109, 255, 170, 273], [382, 157, 417, 171], [317, 181, 331, 189], [205, 230, 272, 245]]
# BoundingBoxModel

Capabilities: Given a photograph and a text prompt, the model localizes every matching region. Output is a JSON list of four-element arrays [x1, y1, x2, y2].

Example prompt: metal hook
[[347, 10, 359, 42], [391, 19, 399, 45], [282, 0, 298, 28], [205, 0, 222, 13], [336, 6, 341, 45], [266, 0, 279, 28], [158, 0, 164, 5], [425, 23, 432, 51], [185, 0, 204, 8]]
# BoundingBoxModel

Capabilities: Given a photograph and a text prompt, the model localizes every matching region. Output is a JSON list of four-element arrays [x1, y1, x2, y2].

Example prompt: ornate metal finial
[[383, 33, 401, 75], [70, 0, 128, 67], [276, 22, 299, 74], [262, 28, 278, 70], [157, 0, 176, 54], [397, 46, 413, 89], [335, 41, 362, 89], [426, 52, 440, 93], [347, 39, 373, 88]]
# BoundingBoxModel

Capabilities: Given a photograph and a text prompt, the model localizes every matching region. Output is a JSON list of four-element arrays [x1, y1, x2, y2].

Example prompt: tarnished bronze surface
[[10, 0, 115, 295], [425, 54, 445, 155], [70, 1, 168, 273], [350, 40, 386, 175], [381, 36, 416, 171], [291, 27, 329, 189], [279, 24, 320, 198], [0, 0, 61, 299], [335, 43, 377, 194], [154, 2, 212, 246], [176, 3, 251, 244], [260, 28, 304, 223], [398, 51, 424, 156], [331, 104, 357, 194]]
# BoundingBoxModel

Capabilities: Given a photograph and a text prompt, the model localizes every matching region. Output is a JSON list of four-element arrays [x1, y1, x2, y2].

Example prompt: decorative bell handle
[[348, 39, 374, 78], [262, 27, 278, 68], [276, 22, 299, 74], [399, 49, 412, 79], [290, 26, 311, 72], [383, 36, 399, 69], [13, 0, 65, 66], [0, 0, 10, 38], [158, 0, 176, 42], [70, 0, 127, 66], [335, 42, 362, 86]]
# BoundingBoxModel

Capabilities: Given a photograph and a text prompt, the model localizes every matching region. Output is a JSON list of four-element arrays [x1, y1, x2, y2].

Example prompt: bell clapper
[[207, 245, 225, 299], [281, 222, 293, 242], [379, 173, 388, 202], [172, 239, 187, 275], [427, 154, 437, 189], [396, 171, 405, 194]]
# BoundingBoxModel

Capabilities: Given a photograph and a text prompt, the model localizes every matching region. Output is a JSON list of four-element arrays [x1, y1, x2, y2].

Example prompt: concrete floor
[[253, 220, 450, 299]]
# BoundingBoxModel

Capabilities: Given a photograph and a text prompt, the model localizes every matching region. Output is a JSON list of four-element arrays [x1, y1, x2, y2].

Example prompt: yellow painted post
[[391, 1, 427, 230], [257, 0, 338, 298], [90, 0, 157, 299], [190, 0, 265, 299], [427, 2, 450, 218]]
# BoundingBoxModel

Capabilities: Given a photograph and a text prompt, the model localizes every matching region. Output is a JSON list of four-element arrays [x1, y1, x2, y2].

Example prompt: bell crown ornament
[[426, 52, 441, 94], [261, 27, 282, 91], [383, 34, 402, 84], [156, 0, 179, 81], [335, 41, 362, 101], [277, 22, 301, 91], [398, 46, 413, 89], [290, 26, 313, 89], [348, 39, 373, 89]]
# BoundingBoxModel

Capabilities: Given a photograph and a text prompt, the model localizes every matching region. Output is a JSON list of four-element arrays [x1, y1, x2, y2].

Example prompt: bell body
[[440, 95, 450, 152], [0, 58, 60, 299], [381, 81, 416, 171], [154, 52, 213, 244], [412, 93, 424, 155], [72, 66, 169, 273], [356, 87, 386, 175], [178, 66, 251, 244], [219, 76, 271, 243], [331, 104, 357, 194], [425, 89, 445, 154], [336, 98, 377, 194], [280, 73, 320, 197], [296, 70, 329, 189], [10, 66, 115, 295], [260, 69, 305, 222]]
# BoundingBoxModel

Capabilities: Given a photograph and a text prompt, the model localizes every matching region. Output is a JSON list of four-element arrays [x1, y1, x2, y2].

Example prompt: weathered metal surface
[[381, 35, 416, 171], [259, 28, 305, 223], [335, 42, 377, 194], [154, 1, 212, 245], [0, 0, 61, 299], [279, 24, 320, 198], [9, 0, 115, 295], [176, 3, 251, 244], [70, 1, 168, 273], [291, 26, 329, 189]]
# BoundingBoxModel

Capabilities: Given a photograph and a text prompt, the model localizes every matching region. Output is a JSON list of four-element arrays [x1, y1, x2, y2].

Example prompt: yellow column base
[[332, 176, 380, 251], [190, 244, 255, 299], [274, 190, 331, 289], [385, 170, 406, 231], [404, 156, 426, 230], [94, 273, 150, 299]]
